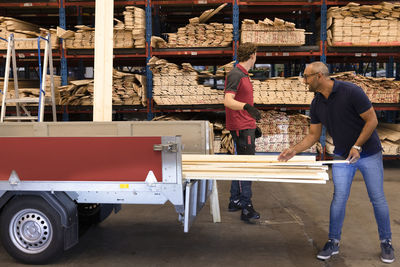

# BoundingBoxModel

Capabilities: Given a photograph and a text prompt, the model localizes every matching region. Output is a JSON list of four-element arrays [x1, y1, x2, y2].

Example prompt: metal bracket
[[153, 143, 178, 153], [8, 170, 20, 186]]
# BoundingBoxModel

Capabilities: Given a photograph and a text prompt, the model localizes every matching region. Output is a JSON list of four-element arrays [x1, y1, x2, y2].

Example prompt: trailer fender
[[0, 191, 78, 250]]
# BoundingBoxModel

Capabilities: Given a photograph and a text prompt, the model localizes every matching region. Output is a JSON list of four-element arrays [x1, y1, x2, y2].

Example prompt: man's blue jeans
[[329, 151, 392, 241]]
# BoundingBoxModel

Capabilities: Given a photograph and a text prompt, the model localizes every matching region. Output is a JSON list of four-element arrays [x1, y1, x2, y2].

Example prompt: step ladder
[[0, 33, 57, 122]]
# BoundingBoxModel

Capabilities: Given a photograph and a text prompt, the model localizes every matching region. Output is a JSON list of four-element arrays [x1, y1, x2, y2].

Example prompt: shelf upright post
[[59, 0, 69, 121], [372, 58, 377, 77], [358, 60, 363, 75], [59, 0, 67, 86], [319, 0, 328, 159], [386, 56, 394, 78], [396, 61, 400, 81], [271, 64, 275, 77], [232, 0, 239, 63], [320, 0, 327, 63], [145, 0, 153, 120]]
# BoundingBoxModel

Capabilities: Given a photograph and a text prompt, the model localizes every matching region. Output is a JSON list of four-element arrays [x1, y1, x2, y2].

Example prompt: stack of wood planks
[[148, 57, 224, 105], [327, 2, 400, 46], [0, 76, 62, 106], [378, 123, 400, 155], [151, 4, 232, 48], [241, 17, 305, 46], [256, 110, 318, 153], [182, 154, 329, 184], [123, 6, 146, 48], [252, 77, 314, 105], [0, 17, 58, 49], [63, 6, 145, 49], [332, 72, 400, 103], [58, 69, 146, 106]]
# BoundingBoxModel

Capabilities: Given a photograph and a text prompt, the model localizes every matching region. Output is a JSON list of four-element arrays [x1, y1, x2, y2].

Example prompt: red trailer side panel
[[0, 137, 163, 182]]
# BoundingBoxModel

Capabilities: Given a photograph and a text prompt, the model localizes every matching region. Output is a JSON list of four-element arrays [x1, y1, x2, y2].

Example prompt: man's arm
[[346, 107, 378, 163], [224, 92, 246, 110], [278, 123, 322, 162]]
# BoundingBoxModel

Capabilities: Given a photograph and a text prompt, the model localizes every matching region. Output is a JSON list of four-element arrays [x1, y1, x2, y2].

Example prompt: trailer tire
[[0, 196, 64, 264]]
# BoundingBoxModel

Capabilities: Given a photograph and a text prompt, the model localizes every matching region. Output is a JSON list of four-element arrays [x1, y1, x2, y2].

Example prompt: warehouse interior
[[0, 0, 400, 266]]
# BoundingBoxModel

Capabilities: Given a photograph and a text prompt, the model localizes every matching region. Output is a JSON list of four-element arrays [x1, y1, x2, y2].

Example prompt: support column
[[93, 0, 114, 121]]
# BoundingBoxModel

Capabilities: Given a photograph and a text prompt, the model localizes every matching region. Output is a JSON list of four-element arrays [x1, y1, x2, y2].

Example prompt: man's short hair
[[237, 42, 257, 62], [309, 62, 330, 77]]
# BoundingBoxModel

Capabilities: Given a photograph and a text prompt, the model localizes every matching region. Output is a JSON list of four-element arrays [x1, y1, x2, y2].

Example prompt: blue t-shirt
[[310, 79, 382, 158]]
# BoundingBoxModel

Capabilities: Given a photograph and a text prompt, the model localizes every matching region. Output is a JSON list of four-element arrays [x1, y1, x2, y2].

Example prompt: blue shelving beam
[[146, 0, 153, 120], [232, 0, 239, 63], [320, 0, 327, 64], [59, 0, 69, 121], [319, 0, 328, 159]]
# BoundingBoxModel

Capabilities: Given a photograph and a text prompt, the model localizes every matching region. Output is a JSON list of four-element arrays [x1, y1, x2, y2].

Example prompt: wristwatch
[[352, 145, 362, 153]]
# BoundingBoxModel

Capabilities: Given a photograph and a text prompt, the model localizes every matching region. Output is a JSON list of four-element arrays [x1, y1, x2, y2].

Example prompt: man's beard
[[307, 84, 317, 92]]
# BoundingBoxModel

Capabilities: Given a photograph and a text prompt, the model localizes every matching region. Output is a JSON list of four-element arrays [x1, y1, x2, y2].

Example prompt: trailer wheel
[[0, 196, 64, 264]]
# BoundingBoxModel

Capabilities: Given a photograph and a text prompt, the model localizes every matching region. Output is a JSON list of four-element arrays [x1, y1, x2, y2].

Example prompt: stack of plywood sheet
[[182, 154, 329, 184], [0, 76, 61, 106], [255, 110, 318, 153], [332, 72, 400, 103], [241, 17, 305, 46], [252, 77, 314, 105], [148, 57, 224, 105], [64, 6, 145, 49], [327, 2, 400, 46], [58, 70, 146, 106], [0, 17, 58, 49]]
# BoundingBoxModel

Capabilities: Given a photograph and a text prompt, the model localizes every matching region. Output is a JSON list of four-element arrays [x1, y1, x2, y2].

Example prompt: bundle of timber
[[332, 72, 400, 103], [63, 6, 145, 49], [327, 2, 400, 46], [0, 76, 62, 106], [252, 77, 314, 105], [182, 154, 329, 184], [0, 17, 58, 49], [58, 70, 146, 106], [241, 17, 305, 46], [151, 4, 233, 48], [256, 110, 318, 153], [320, 123, 400, 156], [148, 57, 224, 105]]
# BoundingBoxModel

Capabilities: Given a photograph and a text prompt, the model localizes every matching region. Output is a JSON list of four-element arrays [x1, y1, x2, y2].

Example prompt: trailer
[[0, 121, 217, 264]]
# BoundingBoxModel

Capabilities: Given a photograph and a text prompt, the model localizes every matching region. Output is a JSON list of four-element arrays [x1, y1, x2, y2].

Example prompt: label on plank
[[24, 3, 33, 6], [191, 52, 198, 55]]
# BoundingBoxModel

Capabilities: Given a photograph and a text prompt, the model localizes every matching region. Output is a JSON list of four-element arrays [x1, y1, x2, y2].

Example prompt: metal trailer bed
[[0, 121, 216, 264]]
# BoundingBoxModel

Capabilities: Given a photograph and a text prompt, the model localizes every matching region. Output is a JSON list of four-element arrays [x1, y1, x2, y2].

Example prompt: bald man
[[278, 62, 394, 263]]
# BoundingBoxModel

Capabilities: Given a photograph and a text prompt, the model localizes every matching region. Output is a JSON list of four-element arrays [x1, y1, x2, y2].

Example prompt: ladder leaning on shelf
[[0, 33, 57, 122]]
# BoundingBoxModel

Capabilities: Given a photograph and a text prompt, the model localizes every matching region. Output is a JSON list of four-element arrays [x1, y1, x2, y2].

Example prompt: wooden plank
[[183, 171, 328, 180], [182, 166, 328, 173], [182, 154, 316, 163], [93, 0, 114, 122], [182, 175, 327, 184]]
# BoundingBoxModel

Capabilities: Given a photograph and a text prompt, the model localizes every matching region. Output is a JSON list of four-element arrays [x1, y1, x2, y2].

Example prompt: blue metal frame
[[146, 0, 153, 120], [320, 0, 327, 63], [59, 0, 68, 87], [232, 0, 239, 63], [386, 56, 394, 78]]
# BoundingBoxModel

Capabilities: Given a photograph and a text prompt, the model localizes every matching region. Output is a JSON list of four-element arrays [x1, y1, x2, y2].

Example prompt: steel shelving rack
[[1, 1, 399, 157]]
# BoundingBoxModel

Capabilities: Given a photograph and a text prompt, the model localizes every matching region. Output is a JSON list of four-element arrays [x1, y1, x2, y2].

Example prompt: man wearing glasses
[[278, 62, 394, 263]]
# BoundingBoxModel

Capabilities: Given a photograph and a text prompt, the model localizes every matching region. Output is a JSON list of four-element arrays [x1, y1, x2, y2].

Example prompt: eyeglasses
[[302, 72, 320, 79]]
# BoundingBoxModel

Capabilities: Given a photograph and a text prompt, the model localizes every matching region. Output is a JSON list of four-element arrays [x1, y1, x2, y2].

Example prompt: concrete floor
[[2, 161, 400, 266]]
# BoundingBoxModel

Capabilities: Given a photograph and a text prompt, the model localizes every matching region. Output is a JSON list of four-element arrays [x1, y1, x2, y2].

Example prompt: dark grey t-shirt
[[310, 79, 382, 158]]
